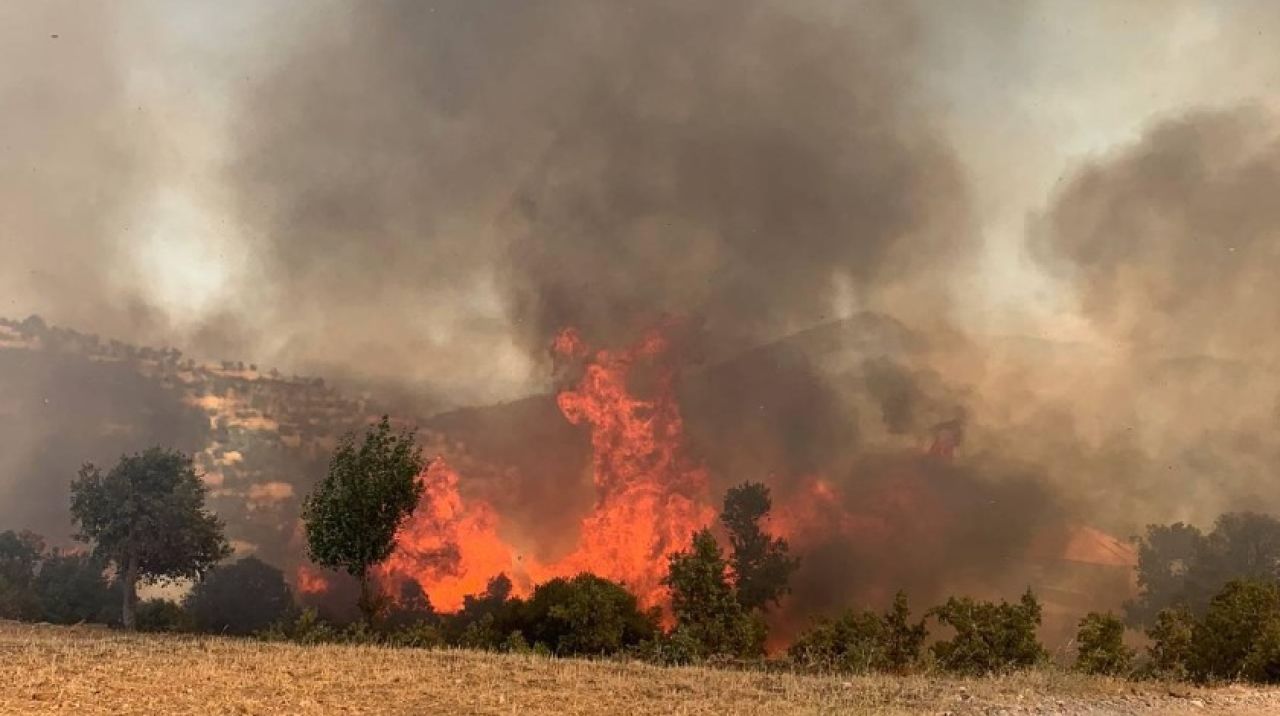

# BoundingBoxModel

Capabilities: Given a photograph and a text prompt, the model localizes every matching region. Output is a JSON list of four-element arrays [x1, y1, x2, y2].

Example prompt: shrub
[[33, 550, 115, 625], [930, 589, 1047, 674], [517, 573, 659, 656], [1143, 606, 1195, 680], [1189, 579, 1280, 683], [1073, 612, 1133, 676], [263, 608, 340, 644], [721, 482, 799, 612], [135, 598, 192, 632], [789, 591, 926, 673], [0, 530, 44, 620], [186, 556, 296, 635], [663, 529, 765, 659]]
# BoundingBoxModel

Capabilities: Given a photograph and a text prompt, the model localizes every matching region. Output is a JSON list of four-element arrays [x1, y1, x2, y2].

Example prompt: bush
[[0, 530, 44, 620], [185, 556, 296, 635], [1143, 606, 1195, 680], [262, 608, 341, 644], [33, 550, 115, 625], [930, 589, 1047, 674], [1189, 579, 1280, 683], [135, 598, 192, 632], [789, 591, 926, 673], [1073, 612, 1133, 676], [517, 573, 659, 656], [663, 529, 765, 659]]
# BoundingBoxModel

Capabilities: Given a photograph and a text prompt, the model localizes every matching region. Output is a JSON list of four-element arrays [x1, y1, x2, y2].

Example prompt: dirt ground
[[3, 621, 1279, 715]]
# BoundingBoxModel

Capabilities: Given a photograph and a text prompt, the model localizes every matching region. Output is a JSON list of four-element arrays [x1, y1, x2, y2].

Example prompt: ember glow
[[370, 325, 715, 613]]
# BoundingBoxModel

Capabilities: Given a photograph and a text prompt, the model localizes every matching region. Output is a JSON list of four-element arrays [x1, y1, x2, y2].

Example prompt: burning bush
[[929, 589, 1047, 674]]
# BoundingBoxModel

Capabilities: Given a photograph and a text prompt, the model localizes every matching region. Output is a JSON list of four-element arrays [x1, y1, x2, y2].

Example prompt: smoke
[[1025, 106, 1280, 527]]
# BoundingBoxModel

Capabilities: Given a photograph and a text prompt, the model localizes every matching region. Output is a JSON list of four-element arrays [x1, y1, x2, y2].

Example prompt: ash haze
[[4, 0, 1280, 610]]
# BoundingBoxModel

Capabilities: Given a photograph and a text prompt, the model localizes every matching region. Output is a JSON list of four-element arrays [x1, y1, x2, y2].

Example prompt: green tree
[[185, 556, 296, 635], [663, 528, 764, 659], [930, 589, 1047, 674], [1189, 579, 1280, 683], [1073, 612, 1133, 676], [70, 448, 230, 630], [720, 482, 799, 612], [0, 530, 44, 620], [1144, 606, 1195, 680], [517, 572, 659, 656], [302, 416, 426, 626], [33, 550, 115, 625]]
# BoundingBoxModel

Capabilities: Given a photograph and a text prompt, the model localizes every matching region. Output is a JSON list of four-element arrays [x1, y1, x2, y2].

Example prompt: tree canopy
[[70, 448, 229, 629], [720, 481, 798, 612], [186, 556, 296, 635], [302, 416, 425, 624]]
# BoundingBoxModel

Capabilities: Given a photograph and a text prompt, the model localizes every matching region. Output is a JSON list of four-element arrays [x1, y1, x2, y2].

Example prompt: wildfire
[[296, 563, 330, 596], [369, 325, 714, 613]]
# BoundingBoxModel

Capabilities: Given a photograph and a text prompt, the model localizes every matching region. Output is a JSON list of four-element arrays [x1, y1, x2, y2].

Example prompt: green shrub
[[1073, 612, 1133, 676], [185, 556, 296, 635], [663, 529, 766, 659], [1143, 606, 1195, 680], [135, 598, 192, 632], [34, 551, 115, 625], [789, 591, 926, 673], [517, 573, 659, 656], [1189, 579, 1280, 683], [929, 589, 1047, 674], [0, 530, 43, 621]]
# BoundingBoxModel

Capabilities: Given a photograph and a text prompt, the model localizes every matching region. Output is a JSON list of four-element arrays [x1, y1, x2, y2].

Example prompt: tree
[[1144, 606, 1195, 680], [929, 589, 1047, 674], [720, 482, 799, 612], [517, 572, 659, 655], [302, 416, 425, 626], [186, 556, 296, 635], [1189, 579, 1280, 683], [1126, 513, 1280, 626], [0, 530, 44, 620], [663, 528, 764, 659], [1073, 612, 1133, 676], [70, 448, 230, 629], [32, 550, 115, 625]]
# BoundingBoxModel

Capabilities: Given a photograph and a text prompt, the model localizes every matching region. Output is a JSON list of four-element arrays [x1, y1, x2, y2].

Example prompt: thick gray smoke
[[230, 0, 974, 396]]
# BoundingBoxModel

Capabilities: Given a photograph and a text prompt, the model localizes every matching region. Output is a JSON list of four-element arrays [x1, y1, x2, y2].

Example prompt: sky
[[3, 1, 1280, 407]]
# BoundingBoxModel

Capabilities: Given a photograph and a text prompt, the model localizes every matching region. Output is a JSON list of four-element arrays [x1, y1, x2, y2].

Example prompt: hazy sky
[[3, 1, 1280, 406]]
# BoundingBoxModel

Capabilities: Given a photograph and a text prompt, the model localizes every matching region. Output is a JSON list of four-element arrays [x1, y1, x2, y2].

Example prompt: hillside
[[3, 621, 1278, 715]]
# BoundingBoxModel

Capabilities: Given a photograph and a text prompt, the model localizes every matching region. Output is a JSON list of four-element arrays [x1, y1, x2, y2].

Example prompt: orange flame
[[296, 563, 330, 595], [372, 325, 713, 613], [376, 459, 526, 612]]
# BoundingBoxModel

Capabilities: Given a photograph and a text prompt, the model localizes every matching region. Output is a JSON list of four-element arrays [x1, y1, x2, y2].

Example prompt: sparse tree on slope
[[302, 416, 425, 626], [70, 448, 230, 629], [721, 481, 799, 612], [664, 528, 764, 658]]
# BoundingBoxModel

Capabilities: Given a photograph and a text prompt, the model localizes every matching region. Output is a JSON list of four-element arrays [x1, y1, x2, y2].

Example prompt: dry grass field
[[3, 621, 1280, 715]]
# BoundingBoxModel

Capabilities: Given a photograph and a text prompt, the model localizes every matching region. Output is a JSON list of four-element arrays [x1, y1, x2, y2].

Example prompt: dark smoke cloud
[[231, 0, 975, 397]]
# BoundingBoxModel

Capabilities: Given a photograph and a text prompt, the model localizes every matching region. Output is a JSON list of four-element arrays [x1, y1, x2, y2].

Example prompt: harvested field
[[2, 621, 1278, 715]]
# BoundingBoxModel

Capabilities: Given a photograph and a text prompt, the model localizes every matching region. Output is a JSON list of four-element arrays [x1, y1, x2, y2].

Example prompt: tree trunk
[[121, 553, 139, 630], [357, 569, 376, 628]]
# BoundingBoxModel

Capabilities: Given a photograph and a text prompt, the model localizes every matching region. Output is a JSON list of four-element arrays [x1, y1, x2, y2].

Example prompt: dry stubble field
[[3, 621, 1280, 715]]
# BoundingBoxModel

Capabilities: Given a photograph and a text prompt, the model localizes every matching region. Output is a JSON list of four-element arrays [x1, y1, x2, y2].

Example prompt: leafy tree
[[70, 448, 231, 629], [663, 528, 764, 659], [1073, 612, 1133, 676], [1127, 513, 1280, 626], [0, 530, 44, 620], [185, 556, 296, 635], [1189, 579, 1280, 683], [929, 589, 1047, 674], [33, 550, 115, 625], [302, 416, 425, 625], [1144, 606, 1195, 680], [721, 482, 799, 612], [517, 572, 659, 655], [789, 591, 926, 673]]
